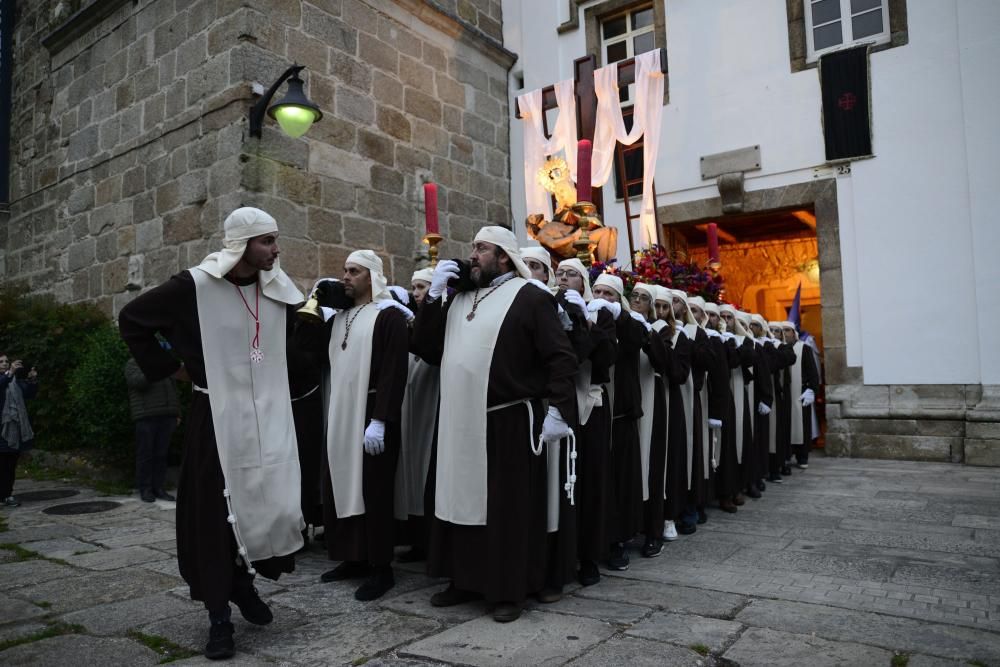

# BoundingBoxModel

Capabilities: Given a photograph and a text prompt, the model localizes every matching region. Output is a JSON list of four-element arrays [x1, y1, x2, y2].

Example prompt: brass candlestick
[[569, 201, 598, 267], [423, 232, 443, 267]]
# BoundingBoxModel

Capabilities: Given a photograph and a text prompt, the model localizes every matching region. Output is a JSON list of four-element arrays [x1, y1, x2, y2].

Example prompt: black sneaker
[[677, 522, 697, 535], [746, 486, 761, 499], [3, 496, 20, 507], [781, 465, 792, 476], [153, 489, 176, 501], [354, 567, 395, 601], [430, 584, 481, 607], [321, 560, 372, 583], [607, 542, 629, 571], [640, 538, 664, 558], [230, 584, 272, 625], [396, 546, 427, 563], [140, 489, 156, 503], [205, 621, 235, 660], [697, 509, 708, 524], [757, 479, 767, 492], [578, 560, 600, 587]]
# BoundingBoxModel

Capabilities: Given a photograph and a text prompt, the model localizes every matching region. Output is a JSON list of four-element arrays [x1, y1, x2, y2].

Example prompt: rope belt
[[192, 384, 209, 395], [291, 385, 319, 402]]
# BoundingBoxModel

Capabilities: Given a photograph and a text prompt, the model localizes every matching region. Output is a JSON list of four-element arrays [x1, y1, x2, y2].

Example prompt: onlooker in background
[[0, 354, 39, 507], [125, 348, 181, 503]]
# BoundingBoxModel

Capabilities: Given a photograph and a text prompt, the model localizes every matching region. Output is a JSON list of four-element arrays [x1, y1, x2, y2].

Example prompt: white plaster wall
[[502, 0, 999, 385]]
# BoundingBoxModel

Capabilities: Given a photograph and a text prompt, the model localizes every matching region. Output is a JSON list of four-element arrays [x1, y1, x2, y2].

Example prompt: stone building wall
[[1, 0, 513, 317]]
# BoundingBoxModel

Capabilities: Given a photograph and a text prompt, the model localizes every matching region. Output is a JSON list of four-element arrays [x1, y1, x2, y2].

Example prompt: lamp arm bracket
[[249, 64, 305, 138]]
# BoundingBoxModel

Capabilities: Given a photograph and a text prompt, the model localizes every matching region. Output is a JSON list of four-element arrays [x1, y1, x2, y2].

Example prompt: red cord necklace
[[235, 282, 263, 363]]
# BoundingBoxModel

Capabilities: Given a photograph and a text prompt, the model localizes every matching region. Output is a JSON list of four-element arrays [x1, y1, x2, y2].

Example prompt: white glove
[[587, 298, 621, 320], [705, 328, 721, 339], [428, 260, 459, 300], [768, 338, 780, 347], [721, 331, 736, 342], [676, 323, 685, 333], [556, 305, 573, 331], [388, 285, 410, 305], [563, 289, 587, 316], [757, 402, 772, 416], [541, 406, 572, 443], [320, 306, 336, 322], [363, 419, 385, 455], [527, 278, 550, 293], [800, 389, 816, 407], [376, 298, 414, 322], [708, 418, 722, 429], [628, 310, 652, 331]]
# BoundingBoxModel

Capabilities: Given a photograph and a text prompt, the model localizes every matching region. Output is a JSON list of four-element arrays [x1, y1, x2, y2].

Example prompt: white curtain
[[517, 80, 577, 220], [591, 50, 664, 244]]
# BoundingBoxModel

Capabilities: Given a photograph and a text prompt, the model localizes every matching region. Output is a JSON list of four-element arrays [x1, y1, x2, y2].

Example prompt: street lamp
[[248, 65, 322, 139]]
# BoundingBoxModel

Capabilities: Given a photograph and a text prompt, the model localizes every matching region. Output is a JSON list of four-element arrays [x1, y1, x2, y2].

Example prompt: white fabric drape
[[517, 80, 577, 220], [591, 50, 664, 244]]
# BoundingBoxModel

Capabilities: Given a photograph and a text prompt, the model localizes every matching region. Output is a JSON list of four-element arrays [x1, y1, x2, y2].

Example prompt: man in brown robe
[[306, 251, 410, 602], [119, 207, 306, 660], [413, 226, 579, 623]]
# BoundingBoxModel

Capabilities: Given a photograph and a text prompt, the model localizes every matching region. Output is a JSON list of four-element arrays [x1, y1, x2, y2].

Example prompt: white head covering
[[346, 249, 391, 302], [652, 285, 671, 304], [781, 321, 800, 341], [703, 301, 720, 315], [593, 273, 630, 311], [411, 268, 434, 285], [474, 226, 532, 280], [519, 246, 555, 287], [194, 207, 303, 304], [632, 282, 656, 301], [668, 288, 698, 326], [556, 258, 593, 301], [720, 304, 750, 337], [751, 313, 769, 335], [688, 295, 708, 326]]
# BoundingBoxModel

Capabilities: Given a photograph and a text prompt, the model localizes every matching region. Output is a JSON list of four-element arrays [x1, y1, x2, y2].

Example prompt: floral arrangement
[[590, 245, 724, 303]]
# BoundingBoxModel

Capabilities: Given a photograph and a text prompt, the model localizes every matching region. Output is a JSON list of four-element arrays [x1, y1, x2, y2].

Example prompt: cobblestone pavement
[[2, 455, 1000, 666]]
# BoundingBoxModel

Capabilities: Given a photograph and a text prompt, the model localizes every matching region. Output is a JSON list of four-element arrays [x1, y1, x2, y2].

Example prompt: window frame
[[599, 4, 656, 104], [804, 0, 891, 63]]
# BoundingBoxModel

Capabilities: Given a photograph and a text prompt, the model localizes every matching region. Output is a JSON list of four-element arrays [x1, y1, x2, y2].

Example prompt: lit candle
[[576, 139, 592, 203], [707, 222, 720, 263], [423, 183, 439, 235]]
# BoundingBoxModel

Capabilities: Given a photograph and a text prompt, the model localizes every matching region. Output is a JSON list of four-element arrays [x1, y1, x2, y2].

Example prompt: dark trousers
[[0, 452, 20, 499], [793, 443, 810, 465], [135, 415, 176, 492]]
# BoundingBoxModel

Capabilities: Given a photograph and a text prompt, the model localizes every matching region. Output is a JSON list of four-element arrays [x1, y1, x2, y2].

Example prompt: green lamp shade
[[272, 104, 320, 138]]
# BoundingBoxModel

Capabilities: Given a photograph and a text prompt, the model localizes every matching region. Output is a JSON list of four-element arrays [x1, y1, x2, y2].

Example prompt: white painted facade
[[502, 0, 1000, 387]]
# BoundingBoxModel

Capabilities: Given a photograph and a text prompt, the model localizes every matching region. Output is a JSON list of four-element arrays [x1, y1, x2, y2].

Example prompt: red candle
[[423, 183, 439, 234], [576, 139, 592, 203], [707, 222, 720, 263]]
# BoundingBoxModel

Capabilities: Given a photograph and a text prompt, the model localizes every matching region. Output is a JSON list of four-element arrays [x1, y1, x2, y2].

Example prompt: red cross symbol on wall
[[838, 92, 857, 111]]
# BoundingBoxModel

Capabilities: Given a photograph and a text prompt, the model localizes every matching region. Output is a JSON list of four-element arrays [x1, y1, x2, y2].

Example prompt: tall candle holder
[[423, 232, 443, 267], [570, 201, 598, 267]]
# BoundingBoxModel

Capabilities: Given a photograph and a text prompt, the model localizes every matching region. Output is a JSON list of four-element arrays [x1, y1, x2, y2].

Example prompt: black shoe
[[354, 567, 394, 601], [746, 486, 761, 499], [536, 585, 563, 603], [396, 546, 427, 563], [578, 560, 600, 587], [768, 474, 783, 484], [493, 601, 521, 622], [321, 560, 372, 583], [677, 522, 697, 535], [140, 489, 156, 503], [697, 509, 708, 524], [3, 496, 21, 507], [758, 479, 767, 492], [607, 542, 629, 571], [781, 465, 792, 476], [230, 584, 272, 625], [640, 538, 664, 558], [205, 621, 235, 660], [430, 584, 481, 607], [153, 489, 176, 501]]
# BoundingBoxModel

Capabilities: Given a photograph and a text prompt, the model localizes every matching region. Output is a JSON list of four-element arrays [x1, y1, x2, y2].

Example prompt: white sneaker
[[662, 520, 678, 542], [797, 463, 809, 470]]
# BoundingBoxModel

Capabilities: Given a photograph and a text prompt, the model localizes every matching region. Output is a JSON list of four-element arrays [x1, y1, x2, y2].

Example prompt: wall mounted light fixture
[[248, 64, 322, 139]]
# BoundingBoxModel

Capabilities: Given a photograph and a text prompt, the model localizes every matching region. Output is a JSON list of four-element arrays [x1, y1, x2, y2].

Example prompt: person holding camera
[[125, 353, 181, 503], [0, 354, 39, 507]]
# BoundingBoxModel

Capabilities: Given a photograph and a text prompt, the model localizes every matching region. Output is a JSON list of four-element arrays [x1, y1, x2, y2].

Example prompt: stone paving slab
[[789, 525, 998, 557], [379, 585, 492, 625], [0, 621, 48, 644], [60, 591, 202, 635], [735, 598, 1000, 662], [954, 514, 1000, 530], [720, 545, 897, 582], [0, 593, 48, 625], [0, 560, 77, 591], [624, 611, 743, 652], [268, 568, 443, 617], [401, 610, 617, 666], [566, 635, 707, 666], [573, 577, 747, 618], [527, 593, 650, 625], [19, 537, 101, 560], [0, 634, 161, 666], [62, 544, 170, 570], [0, 523, 88, 544], [721, 626, 893, 666], [15, 568, 180, 613], [84, 522, 177, 548], [907, 654, 972, 667]]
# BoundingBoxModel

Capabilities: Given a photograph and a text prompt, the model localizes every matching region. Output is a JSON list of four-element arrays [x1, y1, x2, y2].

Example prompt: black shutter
[[820, 45, 872, 161]]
